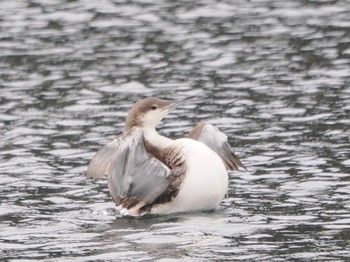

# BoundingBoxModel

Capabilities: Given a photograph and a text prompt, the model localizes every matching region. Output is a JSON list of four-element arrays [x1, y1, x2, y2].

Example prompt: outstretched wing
[[189, 122, 246, 171], [86, 128, 172, 210]]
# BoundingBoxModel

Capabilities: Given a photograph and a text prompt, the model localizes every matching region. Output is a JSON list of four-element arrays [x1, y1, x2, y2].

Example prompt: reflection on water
[[1, 0, 350, 261]]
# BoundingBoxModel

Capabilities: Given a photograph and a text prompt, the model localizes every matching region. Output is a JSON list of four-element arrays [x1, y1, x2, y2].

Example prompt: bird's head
[[124, 96, 194, 131]]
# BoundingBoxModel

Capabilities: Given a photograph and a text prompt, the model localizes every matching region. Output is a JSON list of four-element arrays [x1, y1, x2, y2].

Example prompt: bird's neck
[[142, 127, 175, 167], [143, 127, 173, 148]]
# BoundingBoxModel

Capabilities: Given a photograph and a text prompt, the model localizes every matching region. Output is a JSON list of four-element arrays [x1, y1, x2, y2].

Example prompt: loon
[[86, 96, 245, 216]]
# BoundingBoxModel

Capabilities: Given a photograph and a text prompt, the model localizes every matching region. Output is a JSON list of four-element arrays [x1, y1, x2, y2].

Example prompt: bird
[[86, 96, 245, 216]]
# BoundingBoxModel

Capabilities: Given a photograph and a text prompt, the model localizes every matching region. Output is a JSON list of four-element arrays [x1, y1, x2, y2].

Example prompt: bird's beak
[[167, 96, 196, 111]]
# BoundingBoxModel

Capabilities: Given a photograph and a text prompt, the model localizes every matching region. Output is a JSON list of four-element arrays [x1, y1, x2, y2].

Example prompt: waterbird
[[86, 96, 246, 216]]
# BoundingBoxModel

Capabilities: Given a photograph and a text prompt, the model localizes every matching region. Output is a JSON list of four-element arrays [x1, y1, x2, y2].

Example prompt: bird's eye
[[151, 105, 158, 110]]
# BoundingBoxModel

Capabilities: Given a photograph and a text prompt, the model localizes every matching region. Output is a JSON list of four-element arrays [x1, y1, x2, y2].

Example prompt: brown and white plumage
[[189, 121, 246, 171], [86, 96, 245, 216]]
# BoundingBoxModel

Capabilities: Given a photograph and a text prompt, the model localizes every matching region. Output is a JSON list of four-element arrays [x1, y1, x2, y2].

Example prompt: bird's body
[[87, 97, 245, 216], [149, 137, 228, 215]]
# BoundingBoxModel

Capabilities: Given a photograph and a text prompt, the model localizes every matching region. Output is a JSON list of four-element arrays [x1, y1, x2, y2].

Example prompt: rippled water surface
[[1, 0, 350, 261]]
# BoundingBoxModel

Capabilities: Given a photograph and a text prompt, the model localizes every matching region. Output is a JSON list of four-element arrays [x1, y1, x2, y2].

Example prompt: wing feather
[[189, 122, 246, 171], [86, 128, 172, 210]]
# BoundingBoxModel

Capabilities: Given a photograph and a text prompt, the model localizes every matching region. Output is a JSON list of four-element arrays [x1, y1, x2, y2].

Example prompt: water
[[1, 0, 350, 261]]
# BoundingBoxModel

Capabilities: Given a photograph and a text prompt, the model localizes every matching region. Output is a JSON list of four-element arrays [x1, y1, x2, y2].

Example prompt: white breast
[[150, 138, 228, 215]]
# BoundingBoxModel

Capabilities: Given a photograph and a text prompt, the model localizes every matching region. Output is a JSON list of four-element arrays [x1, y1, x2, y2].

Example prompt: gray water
[[1, 0, 350, 261]]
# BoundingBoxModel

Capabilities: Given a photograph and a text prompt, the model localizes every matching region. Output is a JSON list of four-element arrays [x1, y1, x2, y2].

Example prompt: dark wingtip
[[224, 151, 247, 172], [221, 142, 246, 172], [231, 152, 247, 171]]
